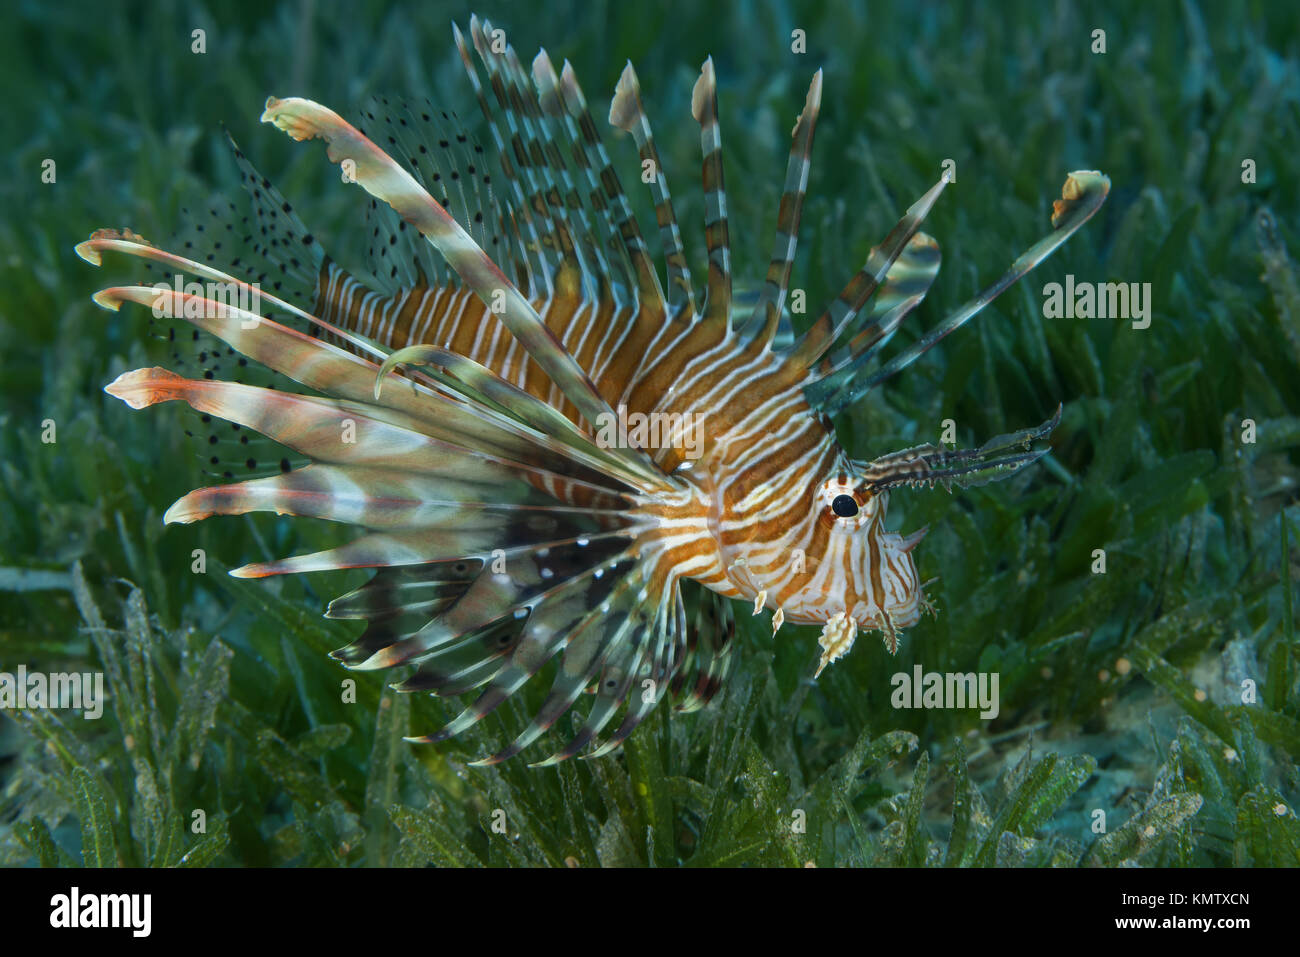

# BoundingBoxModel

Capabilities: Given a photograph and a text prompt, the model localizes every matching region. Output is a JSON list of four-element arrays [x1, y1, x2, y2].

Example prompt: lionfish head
[[808, 472, 926, 651], [729, 399, 1065, 677]]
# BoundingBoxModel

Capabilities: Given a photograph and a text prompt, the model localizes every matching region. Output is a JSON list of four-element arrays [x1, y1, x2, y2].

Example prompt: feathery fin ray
[[260, 95, 619, 436], [819, 171, 1111, 414]]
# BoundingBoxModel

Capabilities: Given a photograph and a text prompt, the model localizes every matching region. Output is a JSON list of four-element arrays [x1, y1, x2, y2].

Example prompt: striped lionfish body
[[79, 16, 1108, 764]]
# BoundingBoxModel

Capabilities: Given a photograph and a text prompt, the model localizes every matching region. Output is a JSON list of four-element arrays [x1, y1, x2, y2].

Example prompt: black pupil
[[831, 495, 859, 517]]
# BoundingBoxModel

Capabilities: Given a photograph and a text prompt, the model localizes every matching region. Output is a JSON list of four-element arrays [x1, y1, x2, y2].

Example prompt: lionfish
[[78, 16, 1108, 765]]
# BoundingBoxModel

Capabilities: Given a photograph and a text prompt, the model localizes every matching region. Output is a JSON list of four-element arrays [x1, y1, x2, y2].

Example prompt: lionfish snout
[[727, 465, 931, 675]]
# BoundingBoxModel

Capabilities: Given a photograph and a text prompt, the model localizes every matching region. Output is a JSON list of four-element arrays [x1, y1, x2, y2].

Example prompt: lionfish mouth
[[812, 600, 927, 678], [78, 14, 1107, 764]]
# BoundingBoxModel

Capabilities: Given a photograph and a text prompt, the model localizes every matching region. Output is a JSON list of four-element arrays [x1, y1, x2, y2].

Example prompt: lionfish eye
[[831, 494, 859, 517]]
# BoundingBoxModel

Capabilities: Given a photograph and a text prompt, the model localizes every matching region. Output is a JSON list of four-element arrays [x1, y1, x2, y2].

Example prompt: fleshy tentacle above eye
[[856, 404, 1062, 494]]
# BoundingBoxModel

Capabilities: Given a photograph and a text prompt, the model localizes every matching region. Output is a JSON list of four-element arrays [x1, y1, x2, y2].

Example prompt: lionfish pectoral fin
[[80, 133, 336, 355], [529, 588, 679, 766], [90, 281, 627, 493], [375, 344, 665, 491], [669, 586, 735, 714], [859, 404, 1062, 493], [381, 558, 687, 766], [560, 579, 689, 762], [472, 602, 642, 766]]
